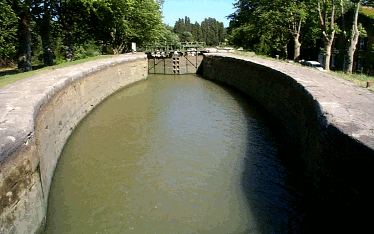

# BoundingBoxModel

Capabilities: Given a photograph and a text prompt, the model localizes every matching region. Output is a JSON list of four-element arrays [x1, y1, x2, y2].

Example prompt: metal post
[[196, 52, 198, 71]]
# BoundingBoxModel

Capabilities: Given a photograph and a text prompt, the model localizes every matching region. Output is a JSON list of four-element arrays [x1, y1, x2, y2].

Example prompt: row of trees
[[0, 0, 165, 71], [227, 0, 373, 72], [173, 17, 226, 46]]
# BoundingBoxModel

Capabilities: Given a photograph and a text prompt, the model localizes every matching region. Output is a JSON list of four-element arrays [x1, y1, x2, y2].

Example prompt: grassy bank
[[330, 71, 374, 91], [0, 55, 119, 88], [232, 50, 374, 92]]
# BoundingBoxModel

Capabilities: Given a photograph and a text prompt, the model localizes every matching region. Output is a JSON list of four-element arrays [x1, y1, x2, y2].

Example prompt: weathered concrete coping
[[205, 53, 374, 149], [0, 53, 147, 163]]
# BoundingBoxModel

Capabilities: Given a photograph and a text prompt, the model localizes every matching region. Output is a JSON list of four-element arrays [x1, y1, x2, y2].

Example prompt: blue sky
[[161, 0, 236, 27]]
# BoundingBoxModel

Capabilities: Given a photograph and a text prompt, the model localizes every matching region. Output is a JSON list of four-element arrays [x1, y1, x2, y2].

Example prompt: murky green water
[[44, 74, 298, 234]]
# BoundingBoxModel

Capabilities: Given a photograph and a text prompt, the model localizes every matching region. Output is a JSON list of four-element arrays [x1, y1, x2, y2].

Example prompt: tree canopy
[[0, 0, 165, 70], [172, 17, 226, 46], [227, 0, 373, 73]]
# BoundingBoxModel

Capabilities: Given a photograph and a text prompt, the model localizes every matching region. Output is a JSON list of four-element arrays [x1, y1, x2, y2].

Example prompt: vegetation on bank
[[227, 0, 374, 73], [2, 0, 373, 91], [0, 0, 165, 71], [332, 71, 374, 91], [0, 55, 118, 88]]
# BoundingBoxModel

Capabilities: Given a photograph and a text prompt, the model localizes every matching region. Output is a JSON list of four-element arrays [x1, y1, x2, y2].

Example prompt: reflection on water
[[44, 74, 301, 233]]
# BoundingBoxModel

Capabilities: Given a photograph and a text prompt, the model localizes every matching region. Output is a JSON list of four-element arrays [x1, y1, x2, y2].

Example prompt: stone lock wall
[[199, 53, 374, 232], [0, 54, 147, 234]]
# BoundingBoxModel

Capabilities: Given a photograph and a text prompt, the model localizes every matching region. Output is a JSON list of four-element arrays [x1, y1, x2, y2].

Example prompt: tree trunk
[[318, 0, 336, 71], [58, 0, 74, 62], [64, 26, 74, 62], [102, 42, 107, 55], [294, 34, 301, 62], [40, 10, 54, 66], [18, 7, 32, 72], [345, 2, 360, 73], [282, 43, 288, 59], [324, 37, 334, 71]]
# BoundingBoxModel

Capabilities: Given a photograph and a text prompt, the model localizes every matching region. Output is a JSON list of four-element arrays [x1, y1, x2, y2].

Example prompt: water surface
[[45, 74, 297, 233]]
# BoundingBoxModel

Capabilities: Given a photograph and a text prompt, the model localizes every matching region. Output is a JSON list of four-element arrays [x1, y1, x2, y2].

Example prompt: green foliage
[[73, 40, 101, 60], [180, 32, 194, 42], [360, 4, 374, 19], [0, 0, 18, 64], [200, 18, 226, 46], [159, 25, 180, 44], [228, 0, 313, 58], [227, 23, 256, 50], [358, 23, 367, 37], [172, 17, 226, 46], [1, 0, 164, 68]]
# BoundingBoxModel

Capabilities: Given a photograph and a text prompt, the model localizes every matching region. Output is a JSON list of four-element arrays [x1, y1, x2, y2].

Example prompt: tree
[[33, 0, 57, 66], [345, 0, 366, 73], [287, 0, 310, 61], [201, 18, 225, 46], [159, 24, 179, 44], [174, 18, 186, 37], [56, 0, 82, 61], [317, 0, 339, 71], [1, 0, 165, 69], [80, 0, 163, 54], [180, 31, 194, 42], [228, 0, 310, 60], [173, 17, 225, 45], [9, 0, 33, 71], [0, 0, 18, 66], [191, 22, 203, 42]]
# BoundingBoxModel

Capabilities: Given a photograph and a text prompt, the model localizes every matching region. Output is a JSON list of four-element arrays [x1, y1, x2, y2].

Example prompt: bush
[[0, 0, 18, 67], [73, 40, 101, 60]]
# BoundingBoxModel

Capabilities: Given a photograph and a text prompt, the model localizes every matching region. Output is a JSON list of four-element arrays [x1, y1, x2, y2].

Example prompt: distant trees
[[173, 17, 226, 46], [228, 0, 370, 71], [0, 0, 164, 71]]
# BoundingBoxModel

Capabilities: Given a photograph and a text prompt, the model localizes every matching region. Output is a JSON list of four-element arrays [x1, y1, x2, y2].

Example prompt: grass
[[329, 71, 374, 91], [0, 55, 119, 88], [231, 50, 374, 92], [360, 6, 374, 20]]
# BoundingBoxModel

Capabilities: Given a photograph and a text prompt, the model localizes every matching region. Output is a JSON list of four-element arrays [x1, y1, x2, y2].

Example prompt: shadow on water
[[211, 81, 309, 234]]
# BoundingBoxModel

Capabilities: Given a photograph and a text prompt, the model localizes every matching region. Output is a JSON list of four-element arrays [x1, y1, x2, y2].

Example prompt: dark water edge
[[210, 80, 310, 234]]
